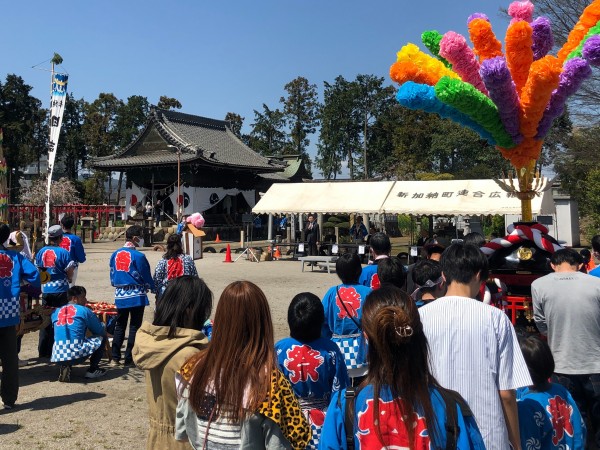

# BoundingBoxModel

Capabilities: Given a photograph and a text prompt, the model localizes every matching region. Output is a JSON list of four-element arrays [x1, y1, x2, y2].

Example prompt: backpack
[[344, 385, 473, 450]]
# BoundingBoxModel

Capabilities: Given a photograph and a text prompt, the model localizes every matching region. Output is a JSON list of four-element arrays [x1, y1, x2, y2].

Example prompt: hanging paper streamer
[[536, 58, 592, 139], [508, 1, 534, 24], [505, 20, 534, 96], [480, 57, 522, 145], [531, 17, 554, 60], [567, 22, 600, 61], [557, 1, 600, 63], [439, 31, 488, 94], [583, 35, 600, 65], [434, 77, 514, 148], [519, 55, 562, 139], [421, 31, 452, 68], [396, 82, 496, 144], [468, 16, 503, 62]]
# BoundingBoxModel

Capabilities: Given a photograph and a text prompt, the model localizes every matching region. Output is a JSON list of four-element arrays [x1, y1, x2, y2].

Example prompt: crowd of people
[[0, 221, 598, 449]]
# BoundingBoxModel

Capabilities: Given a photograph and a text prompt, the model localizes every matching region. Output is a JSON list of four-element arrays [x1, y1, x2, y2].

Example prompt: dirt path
[[0, 241, 340, 449]]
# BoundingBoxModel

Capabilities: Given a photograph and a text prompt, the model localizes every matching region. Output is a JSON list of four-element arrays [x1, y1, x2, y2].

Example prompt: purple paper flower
[[531, 17, 554, 60], [480, 57, 522, 144], [536, 57, 592, 138], [583, 35, 600, 66], [468, 13, 489, 24]]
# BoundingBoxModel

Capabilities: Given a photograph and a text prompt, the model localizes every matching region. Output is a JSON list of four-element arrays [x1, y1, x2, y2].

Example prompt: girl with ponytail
[[320, 285, 485, 449]]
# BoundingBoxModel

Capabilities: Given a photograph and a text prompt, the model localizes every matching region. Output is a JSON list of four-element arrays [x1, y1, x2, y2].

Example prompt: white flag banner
[[44, 73, 68, 241]]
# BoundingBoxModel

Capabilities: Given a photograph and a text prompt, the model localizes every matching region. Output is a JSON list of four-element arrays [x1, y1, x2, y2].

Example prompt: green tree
[[0, 75, 44, 169], [225, 112, 244, 138], [116, 95, 149, 147], [280, 77, 320, 170], [353, 75, 396, 178], [248, 104, 288, 156], [316, 76, 361, 179], [58, 94, 88, 180], [157, 96, 182, 110]]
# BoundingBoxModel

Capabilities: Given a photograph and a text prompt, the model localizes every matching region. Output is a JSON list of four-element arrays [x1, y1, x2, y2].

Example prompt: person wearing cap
[[0, 224, 41, 410], [358, 232, 391, 290], [349, 216, 368, 244], [109, 225, 154, 366], [60, 215, 86, 285], [35, 224, 75, 359]]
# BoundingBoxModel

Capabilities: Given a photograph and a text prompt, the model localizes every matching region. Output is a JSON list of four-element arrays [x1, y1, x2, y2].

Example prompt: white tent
[[253, 181, 395, 214], [252, 179, 555, 216]]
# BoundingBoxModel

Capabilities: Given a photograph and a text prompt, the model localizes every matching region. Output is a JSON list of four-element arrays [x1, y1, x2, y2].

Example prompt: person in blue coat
[[52, 286, 107, 382], [36, 224, 75, 358], [60, 215, 86, 284], [0, 224, 41, 409], [320, 285, 485, 449], [109, 225, 154, 366], [358, 232, 391, 290], [517, 335, 587, 449], [276, 292, 349, 449], [322, 253, 372, 382]]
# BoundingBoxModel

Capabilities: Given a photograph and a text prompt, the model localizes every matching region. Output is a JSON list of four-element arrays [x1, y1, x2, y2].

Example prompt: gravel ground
[[0, 240, 341, 449]]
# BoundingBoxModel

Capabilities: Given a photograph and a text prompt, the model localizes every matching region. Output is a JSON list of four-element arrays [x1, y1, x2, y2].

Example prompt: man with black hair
[[36, 224, 75, 358], [376, 256, 407, 290], [405, 238, 445, 294], [60, 215, 86, 285], [109, 225, 154, 366], [359, 232, 391, 289], [532, 248, 600, 446], [304, 214, 320, 257], [0, 224, 40, 409], [275, 292, 348, 448], [419, 243, 531, 450]]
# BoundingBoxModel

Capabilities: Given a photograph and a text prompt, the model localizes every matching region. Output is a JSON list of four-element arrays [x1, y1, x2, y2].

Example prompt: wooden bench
[[298, 256, 338, 273]]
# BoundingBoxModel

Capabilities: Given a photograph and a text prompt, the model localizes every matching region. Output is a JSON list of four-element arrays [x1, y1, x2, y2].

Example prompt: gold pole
[[516, 161, 536, 222]]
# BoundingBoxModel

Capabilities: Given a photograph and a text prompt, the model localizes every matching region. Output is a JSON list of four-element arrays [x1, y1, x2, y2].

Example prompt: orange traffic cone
[[215, 234, 221, 243], [223, 244, 232, 263], [274, 246, 281, 260]]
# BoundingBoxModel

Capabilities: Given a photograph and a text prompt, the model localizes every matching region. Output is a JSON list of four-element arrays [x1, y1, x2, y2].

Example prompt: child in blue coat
[[517, 335, 586, 449], [51, 286, 107, 382], [276, 292, 349, 449]]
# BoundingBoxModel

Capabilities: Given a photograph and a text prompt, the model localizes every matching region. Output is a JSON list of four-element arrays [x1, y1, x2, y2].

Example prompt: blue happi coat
[[60, 232, 86, 265], [51, 303, 105, 363], [320, 385, 486, 450], [276, 336, 349, 450], [321, 283, 372, 375], [109, 244, 154, 309], [35, 245, 74, 294], [0, 249, 41, 328], [517, 384, 586, 450]]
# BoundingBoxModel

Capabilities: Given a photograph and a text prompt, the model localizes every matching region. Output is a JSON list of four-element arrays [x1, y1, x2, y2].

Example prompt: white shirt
[[419, 296, 532, 450]]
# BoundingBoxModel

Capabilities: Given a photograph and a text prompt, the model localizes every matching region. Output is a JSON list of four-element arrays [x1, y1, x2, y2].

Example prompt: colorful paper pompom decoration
[[508, 1, 534, 24]]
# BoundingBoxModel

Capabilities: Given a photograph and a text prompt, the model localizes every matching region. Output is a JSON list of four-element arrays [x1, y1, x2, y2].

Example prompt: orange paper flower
[[519, 55, 562, 139], [469, 18, 504, 61], [499, 137, 543, 169], [505, 20, 534, 96], [557, 0, 600, 63]]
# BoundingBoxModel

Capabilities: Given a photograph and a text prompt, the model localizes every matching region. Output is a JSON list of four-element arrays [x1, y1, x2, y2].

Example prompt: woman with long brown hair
[[175, 281, 309, 449], [320, 285, 485, 449]]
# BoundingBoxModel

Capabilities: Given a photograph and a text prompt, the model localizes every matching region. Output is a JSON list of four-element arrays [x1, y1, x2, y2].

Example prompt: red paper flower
[[547, 395, 574, 445], [284, 344, 324, 383], [336, 287, 361, 319], [56, 305, 77, 327]]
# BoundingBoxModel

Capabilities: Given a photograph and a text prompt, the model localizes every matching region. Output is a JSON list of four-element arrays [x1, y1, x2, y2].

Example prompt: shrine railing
[[8, 204, 125, 228]]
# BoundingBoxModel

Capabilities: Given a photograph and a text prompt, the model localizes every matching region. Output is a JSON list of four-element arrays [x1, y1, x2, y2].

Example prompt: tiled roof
[[90, 108, 281, 172]]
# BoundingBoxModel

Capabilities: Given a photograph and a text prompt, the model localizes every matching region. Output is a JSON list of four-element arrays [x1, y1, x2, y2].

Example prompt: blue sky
[[2, 0, 510, 174]]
